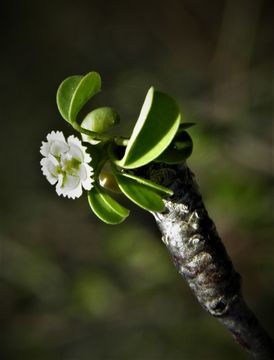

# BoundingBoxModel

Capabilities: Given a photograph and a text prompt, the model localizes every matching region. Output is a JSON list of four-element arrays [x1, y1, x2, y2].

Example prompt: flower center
[[59, 153, 81, 176]]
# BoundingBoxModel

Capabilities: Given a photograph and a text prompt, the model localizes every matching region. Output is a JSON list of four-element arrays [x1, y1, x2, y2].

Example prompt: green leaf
[[81, 107, 119, 134], [56, 71, 101, 124], [56, 75, 82, 122], [69, 72, 101, 122], [88, 185, 129, 224], [115, 87, 181, 169], [156, 130, 193, 164], [114, 170, 173, 196], [114, 171, 165, 212]]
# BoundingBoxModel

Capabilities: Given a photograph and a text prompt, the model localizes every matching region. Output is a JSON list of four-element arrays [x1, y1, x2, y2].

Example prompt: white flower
[[40, 131, 94, 199]]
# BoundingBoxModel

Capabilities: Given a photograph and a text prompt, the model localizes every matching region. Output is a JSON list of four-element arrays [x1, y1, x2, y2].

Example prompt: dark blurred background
[[1, 0, 273, 359]]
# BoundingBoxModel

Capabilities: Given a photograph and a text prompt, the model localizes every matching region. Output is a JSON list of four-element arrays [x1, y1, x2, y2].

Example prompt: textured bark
[[137, 163, 274, 359]]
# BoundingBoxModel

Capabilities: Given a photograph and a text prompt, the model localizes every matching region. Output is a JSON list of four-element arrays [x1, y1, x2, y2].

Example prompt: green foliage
[[88, 185, 129, 224], [115, 87, 181, 168], [113, 171, 173, 197], [113, 171, 165, 212], [81, 107, 120, 133], [53, 71, 194, 223], [57, 71, 101, 124]]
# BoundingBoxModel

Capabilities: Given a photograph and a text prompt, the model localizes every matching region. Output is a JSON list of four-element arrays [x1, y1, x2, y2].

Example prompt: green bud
[[81, 107, 120, 133], [99, 171, 121, 193], [81, 107, 120, 145]]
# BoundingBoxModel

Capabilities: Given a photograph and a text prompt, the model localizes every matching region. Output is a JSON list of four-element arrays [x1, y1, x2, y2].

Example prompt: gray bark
[[138, 162, 274, 359]]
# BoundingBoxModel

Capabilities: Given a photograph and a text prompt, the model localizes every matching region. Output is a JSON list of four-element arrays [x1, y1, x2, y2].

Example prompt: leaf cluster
[[56, 71, 194, 224]]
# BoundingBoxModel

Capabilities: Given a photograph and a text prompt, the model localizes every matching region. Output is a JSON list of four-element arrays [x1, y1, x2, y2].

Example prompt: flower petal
[[62, 173, 81, 190], [40, 141, 51, 157], [67, 182, 83, 199], [78, 163, 87, 180], [40, 154, 59, 185], [55, 175, 64, 196], [79, 163, 94, 190], [40, 131, 68, 157], [47, 130, 66, 144], [68, 135, 91, 163], [50, 140, 69, 157], [56, 174, 83, 199], [67, 144, 84, 162]]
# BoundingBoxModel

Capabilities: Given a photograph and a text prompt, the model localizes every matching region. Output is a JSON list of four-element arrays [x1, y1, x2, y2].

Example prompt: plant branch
[[137, 162, 274, 359]]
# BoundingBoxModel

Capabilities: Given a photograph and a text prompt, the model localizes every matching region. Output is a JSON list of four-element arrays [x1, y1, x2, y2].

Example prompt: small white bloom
[[40, 131, 94, 199]]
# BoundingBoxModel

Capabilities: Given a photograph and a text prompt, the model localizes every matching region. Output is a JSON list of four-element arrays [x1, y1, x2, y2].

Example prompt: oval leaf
[[81, 107, 119, 145], [56, 72, 101, 124], [114, 172, 165, 212], [156, 130, 193, 164], [56, 75, 83, 122], [116, 87, 181, 169], [81, 107, 120, 133], [69, 72, 101, 122], [114, 170, 173, 196], [88, 185, 129, 224]]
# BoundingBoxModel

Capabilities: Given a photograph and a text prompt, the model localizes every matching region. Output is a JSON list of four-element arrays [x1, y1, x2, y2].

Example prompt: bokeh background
[[1, 0, 273, 359]]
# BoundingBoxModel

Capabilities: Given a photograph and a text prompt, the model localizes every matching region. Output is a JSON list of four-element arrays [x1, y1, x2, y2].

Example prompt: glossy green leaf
[[82, 107, 119, 133], [57, 71, 101, 124], [156, 130, 193, 164], [115, 87, 181, 169], [56, 75, 83, 122], [69, 71, 101, 122], [114, 172, 165, 212], [88, 185, 129, 224], [115, 171, 173, 196]]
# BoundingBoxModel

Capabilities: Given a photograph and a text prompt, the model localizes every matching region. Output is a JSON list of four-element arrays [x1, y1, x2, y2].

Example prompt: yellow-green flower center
[[58, 154, 81, 176]]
